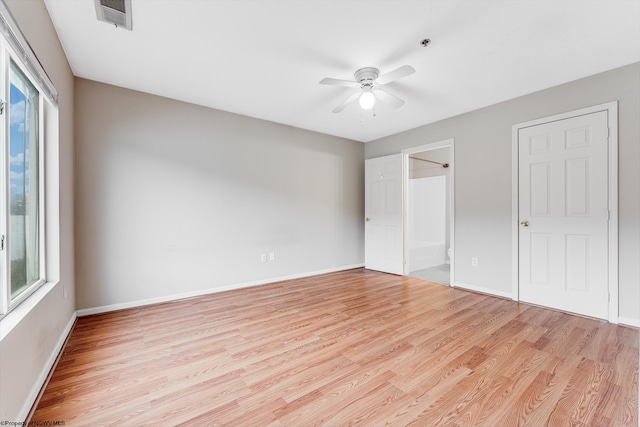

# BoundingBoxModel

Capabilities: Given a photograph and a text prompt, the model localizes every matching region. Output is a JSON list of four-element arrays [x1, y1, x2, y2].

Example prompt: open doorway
[[403, 140, 454, 285]]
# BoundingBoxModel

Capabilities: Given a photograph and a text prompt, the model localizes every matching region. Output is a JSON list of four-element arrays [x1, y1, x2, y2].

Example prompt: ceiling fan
[[319, 65, 415, 113]]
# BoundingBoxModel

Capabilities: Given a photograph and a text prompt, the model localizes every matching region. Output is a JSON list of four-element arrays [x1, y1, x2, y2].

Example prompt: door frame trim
[[402, 139, 455, 285], [511, 101, 618, 323]]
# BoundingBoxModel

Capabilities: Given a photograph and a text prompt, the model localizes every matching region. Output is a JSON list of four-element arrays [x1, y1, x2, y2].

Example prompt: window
[[7, 60, 42, 301], [0, 4, 58, 317]]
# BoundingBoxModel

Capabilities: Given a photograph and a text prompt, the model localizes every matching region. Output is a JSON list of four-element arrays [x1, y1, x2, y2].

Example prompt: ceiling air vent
[[95, 0, 132, 30]]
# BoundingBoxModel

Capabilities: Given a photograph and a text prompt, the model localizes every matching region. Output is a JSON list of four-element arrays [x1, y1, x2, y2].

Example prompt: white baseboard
[[18, 311, 76, 421], [77, 264, 365, 317], [452, 281, 514, 300], [618, 316, 640, 328], [452, 282, 637, 326]]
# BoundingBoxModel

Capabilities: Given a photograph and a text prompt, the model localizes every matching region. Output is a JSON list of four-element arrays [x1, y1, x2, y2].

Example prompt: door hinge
[[0, 100, 5, 115], [1, 234, 4, 251]]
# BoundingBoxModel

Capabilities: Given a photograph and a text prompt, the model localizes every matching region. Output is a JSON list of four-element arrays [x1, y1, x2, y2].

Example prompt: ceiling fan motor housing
[[354, 67, 379, 87]]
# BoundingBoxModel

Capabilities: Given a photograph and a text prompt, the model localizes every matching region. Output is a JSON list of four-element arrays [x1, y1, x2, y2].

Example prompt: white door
[[519, 110, 609, 319], [365, 154, 403, 275]]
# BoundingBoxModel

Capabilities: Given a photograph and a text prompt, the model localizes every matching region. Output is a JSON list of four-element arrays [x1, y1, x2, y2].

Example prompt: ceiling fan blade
[[332, 91, 360, 113], [373, 88, 405, 108], [376, 65, 415, 85], [319, 77, 359, 88]]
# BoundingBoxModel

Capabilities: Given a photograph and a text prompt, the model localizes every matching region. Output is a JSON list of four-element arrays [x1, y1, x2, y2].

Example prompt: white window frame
[[0, 42, 46, 315], [0, 1, 57, 317]]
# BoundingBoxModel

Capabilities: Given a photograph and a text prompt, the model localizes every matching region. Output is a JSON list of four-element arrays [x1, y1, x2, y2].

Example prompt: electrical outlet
[[261, 253, 267, 262], [471, 257, 478, 267], [269, 252, 275, 261]]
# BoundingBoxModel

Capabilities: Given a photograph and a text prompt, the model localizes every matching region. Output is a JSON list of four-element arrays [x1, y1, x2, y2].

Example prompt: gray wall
[[74, 78, 364, 310], [366, 63, 640, 321], [0, 0, 75, 421]]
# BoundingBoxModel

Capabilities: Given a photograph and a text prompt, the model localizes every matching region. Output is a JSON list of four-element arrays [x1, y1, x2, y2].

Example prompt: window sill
[[0, 280, 59, 341]]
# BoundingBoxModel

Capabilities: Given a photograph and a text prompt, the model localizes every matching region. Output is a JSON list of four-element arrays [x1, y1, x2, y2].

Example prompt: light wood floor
[[33, 268, 638, 426]]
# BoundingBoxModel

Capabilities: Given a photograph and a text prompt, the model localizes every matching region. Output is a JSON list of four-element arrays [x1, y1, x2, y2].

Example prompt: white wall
[[74, 79, 364, 311], [409, 148, 451, 260], [409, 177, 446, 244], [408, 176, 446, 272], [366, 63, 640, 322], [0, 0, 75, 421]]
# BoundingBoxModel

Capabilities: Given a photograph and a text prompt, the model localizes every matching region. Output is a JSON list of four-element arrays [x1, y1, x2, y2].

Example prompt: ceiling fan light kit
[[320, 65, 415, 114], [359, 86, 376, 110]]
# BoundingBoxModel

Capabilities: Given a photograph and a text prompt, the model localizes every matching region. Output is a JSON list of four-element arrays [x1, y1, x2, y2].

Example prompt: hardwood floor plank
[[378, 363, 475, 426], [459, 348, 552, 426], [276, 367, 398, 426], [482, 365, 554, 426], [31, 268, 638, 426]]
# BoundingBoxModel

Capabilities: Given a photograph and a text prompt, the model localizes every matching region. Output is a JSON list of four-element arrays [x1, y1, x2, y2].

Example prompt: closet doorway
[[402, 139, 454, 285]]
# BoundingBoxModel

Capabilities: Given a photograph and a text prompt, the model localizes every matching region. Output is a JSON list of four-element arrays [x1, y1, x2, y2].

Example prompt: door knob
[[520, 220, 529, 227], [365, 218, 371, 222]]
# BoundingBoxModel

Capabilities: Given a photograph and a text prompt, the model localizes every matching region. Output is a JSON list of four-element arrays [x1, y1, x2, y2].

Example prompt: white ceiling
[[43, 0, 640, 143]]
